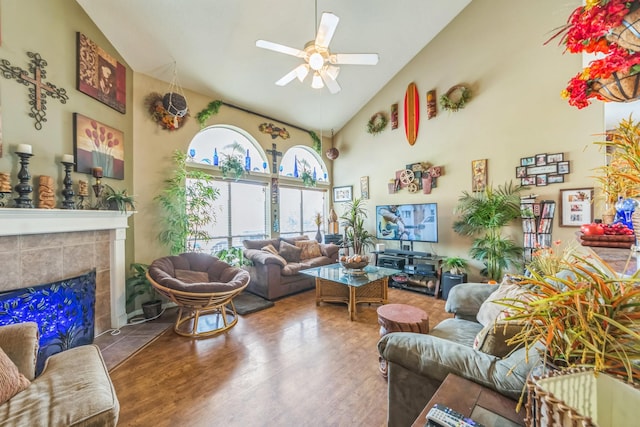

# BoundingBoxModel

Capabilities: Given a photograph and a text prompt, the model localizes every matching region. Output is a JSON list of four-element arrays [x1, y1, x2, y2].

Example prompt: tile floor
[[94, 307, 176, 370]]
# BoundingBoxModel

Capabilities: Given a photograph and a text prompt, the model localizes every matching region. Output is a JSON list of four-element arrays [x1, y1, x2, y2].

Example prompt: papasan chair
[[147, 252, 250, 337]]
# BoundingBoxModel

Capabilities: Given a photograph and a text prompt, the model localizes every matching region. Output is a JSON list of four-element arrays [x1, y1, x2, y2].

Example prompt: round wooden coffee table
[[377, 303, 429, 377]]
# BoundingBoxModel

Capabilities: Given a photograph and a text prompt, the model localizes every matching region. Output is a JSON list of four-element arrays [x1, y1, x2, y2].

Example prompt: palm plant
[[340, 198, 375, 255], [156, 150, 220, 255], [453, 181, 523, 280]]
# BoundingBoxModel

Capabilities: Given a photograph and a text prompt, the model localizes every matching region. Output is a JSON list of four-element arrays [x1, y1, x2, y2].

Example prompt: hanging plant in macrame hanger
[[162, 63, 189, 129]]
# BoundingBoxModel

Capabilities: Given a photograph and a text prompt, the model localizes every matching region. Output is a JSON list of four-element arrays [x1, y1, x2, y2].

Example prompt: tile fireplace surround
[[0, 208, 133, 334]]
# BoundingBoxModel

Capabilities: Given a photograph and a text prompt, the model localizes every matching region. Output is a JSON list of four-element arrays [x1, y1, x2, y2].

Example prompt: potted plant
[[102, 184, 135, 213], [220, 142, 246, 180], [298, 158, 317, 187], [313, 212, 323, 242], [340, 198, 375, 264], [453, 181, 524, 281], [156, 149, 220, 255], [442, 256, 467, 275], [441, 256, 468, 300], [125, 263, 162, 319]]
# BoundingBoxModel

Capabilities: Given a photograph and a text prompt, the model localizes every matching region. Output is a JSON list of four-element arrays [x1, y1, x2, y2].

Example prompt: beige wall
[[0, 0, 135, 267], [333, 0, 604, 280], [131, 73, 332, 265]]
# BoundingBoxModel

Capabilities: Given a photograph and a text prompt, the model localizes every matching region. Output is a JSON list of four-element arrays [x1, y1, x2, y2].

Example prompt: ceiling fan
[[256, 12, 379, 94]]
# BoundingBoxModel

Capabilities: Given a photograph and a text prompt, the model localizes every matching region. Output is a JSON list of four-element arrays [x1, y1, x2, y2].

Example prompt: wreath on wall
[[366, 112, 388, 135], [144, 92, 189, 131], [440, 85, 472, 112]]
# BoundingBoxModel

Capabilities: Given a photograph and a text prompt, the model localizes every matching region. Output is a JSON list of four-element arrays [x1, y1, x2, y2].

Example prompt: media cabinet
[[373, 249, 445, 297]]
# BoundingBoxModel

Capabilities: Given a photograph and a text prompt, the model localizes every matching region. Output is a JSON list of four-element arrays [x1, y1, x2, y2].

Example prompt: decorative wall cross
[[0, 52, 69, 130], [266, 143, 283, 173]]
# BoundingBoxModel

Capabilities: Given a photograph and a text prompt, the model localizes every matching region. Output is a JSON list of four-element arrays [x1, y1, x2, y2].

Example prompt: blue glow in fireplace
[[0, 270, 96, 374]]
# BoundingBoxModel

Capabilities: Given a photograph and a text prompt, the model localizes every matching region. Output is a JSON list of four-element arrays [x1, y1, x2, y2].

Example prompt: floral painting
[[77, 32, 126, 113], [73, 113, 124, 179]]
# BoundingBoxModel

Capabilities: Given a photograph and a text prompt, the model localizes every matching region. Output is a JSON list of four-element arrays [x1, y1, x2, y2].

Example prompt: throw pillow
[[476, 283, 528, 326], [261, 245, 288, 265], [278, 240, 302, 263], [473, 322, 523, 358], [175, 269, 210, 283], [295, 240, 322, 260], [0, 346, 30, 405]]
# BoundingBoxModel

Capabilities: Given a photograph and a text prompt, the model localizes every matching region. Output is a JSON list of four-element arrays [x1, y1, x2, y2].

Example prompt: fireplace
[[0, 208, 133, 334]]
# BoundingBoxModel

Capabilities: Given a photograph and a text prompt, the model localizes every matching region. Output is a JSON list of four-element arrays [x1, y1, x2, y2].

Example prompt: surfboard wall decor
[[404, 82, 419, 145]]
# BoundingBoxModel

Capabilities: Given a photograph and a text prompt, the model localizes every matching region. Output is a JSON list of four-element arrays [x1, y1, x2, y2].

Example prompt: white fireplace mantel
[[0, 208, 134, 329], [0, 208, 133, 236]]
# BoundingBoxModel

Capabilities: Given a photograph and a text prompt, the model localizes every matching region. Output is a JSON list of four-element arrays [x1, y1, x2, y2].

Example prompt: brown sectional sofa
[[242, 236, 340, 300]]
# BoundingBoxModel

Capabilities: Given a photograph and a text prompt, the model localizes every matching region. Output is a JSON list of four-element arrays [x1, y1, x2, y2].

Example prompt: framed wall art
[[559, 187, 593, 227], [360, 176, 369, 199], [77, 32, 126, 113], [390, 103, 398, 130], [472, 159, 487, 192], [73, 113, 124, 179], [516, 153, 569, 186], [333, 185, 353, 203]]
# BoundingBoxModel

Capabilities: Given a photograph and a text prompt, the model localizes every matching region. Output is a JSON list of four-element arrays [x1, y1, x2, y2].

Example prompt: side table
[[377, 304, 429, 378], [411, 374, 524, 427]]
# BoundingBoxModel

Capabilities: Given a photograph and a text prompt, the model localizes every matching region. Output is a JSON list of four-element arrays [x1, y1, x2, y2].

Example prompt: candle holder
[[92, 177, 104, 209], [14, 152, 34, 208], [61, 161, 75, 209]]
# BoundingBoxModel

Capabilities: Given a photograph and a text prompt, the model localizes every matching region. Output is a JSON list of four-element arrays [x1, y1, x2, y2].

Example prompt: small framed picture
[[360, 176, 369, 199], [546, 153, 564, 163], [516, 166, 527, 178], [548, 174, 564, 184], [333, 185, 353, 203], [560, 187, 593, 226], [558, 161, 570, 174], [535, 154, 547, 166], [521, 156, 535, 166], [536, 174, 548, 186], [521, 176, 535, 186]]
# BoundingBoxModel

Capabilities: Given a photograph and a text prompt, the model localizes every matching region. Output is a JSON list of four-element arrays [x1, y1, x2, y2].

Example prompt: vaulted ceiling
[[76, 0, 472, 133]]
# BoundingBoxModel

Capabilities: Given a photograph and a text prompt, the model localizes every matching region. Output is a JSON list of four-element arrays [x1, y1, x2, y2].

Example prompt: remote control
[[426, 404, 485, 427]]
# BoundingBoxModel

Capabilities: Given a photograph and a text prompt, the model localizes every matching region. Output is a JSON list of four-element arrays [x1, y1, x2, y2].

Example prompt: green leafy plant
[[502, 252, 640, 384], [298, 158, 316, 187], [442, 257, 468, 275], [453, 181, 524, 281], [102, 184, 135, 213], [220, 142, 246, 180], [125, 263, 155, 307], [156, 150, 220, 255], [195, 99, 223, 128], [309, 130, 321, 154], [340, 198, 375, 255], [215, 246, 252, 267]]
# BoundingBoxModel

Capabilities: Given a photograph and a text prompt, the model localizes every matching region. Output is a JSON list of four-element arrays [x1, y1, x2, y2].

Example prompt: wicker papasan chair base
[[147, 253, 250, 338]]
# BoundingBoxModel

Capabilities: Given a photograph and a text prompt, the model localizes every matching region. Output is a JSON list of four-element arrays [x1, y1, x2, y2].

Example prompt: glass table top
[[300, 263, 402, 287]]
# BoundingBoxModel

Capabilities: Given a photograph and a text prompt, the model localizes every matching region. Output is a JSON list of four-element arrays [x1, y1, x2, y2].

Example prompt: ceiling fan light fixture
[[308, 52, 324, 71], [311, 72, 324, 89], [296, 64, 310, 82]]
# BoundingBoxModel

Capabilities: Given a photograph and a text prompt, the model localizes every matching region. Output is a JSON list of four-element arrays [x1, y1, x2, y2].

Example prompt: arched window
[[187, 125, 269, 173], [279, 146, 328, 182]]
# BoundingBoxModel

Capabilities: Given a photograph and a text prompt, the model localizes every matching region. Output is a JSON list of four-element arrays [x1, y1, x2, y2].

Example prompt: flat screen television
[[375, 203, 438, 243]]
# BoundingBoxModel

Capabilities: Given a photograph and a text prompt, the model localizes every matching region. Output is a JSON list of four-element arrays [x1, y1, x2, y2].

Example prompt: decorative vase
[[607, 8, 640, 52], [592, 71, 640, 103], [315, 226, 322, 243]]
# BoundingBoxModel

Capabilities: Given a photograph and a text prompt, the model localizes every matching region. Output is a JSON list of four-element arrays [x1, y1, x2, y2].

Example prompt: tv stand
[[373, 250, 445, 298]]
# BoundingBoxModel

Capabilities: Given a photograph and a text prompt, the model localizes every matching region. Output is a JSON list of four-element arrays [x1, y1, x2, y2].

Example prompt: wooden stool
[[377, 304, 429, 378]]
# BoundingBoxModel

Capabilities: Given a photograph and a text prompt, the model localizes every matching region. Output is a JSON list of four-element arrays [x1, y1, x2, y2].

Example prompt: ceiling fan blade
[[330, 53, 379, 65], [295, 64, 310, 82], [319, 69, 341, 94], [256, 40, 306, 58], [315, 12, 339, 49], [275, 68, 299, 86]]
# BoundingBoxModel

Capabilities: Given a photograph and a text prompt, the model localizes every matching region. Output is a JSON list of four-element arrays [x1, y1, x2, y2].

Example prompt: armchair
[[377, 283, 541, 427]]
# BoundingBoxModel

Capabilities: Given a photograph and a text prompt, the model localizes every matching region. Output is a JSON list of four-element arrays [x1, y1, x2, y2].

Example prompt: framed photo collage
[[516, 153, 569, 187]]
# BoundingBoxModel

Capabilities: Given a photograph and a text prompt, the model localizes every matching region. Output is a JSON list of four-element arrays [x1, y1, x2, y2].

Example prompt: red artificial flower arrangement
[[549, 0, 640, 108]]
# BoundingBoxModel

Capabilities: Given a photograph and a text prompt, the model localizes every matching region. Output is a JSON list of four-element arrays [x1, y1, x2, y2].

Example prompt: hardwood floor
[[109, 287, 451, 427]]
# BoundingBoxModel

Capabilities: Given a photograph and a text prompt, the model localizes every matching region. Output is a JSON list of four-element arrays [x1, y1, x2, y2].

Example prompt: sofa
[[377, 282, 541, 427], [0, 322, 119, 426], [242, 236, 340, 300]]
